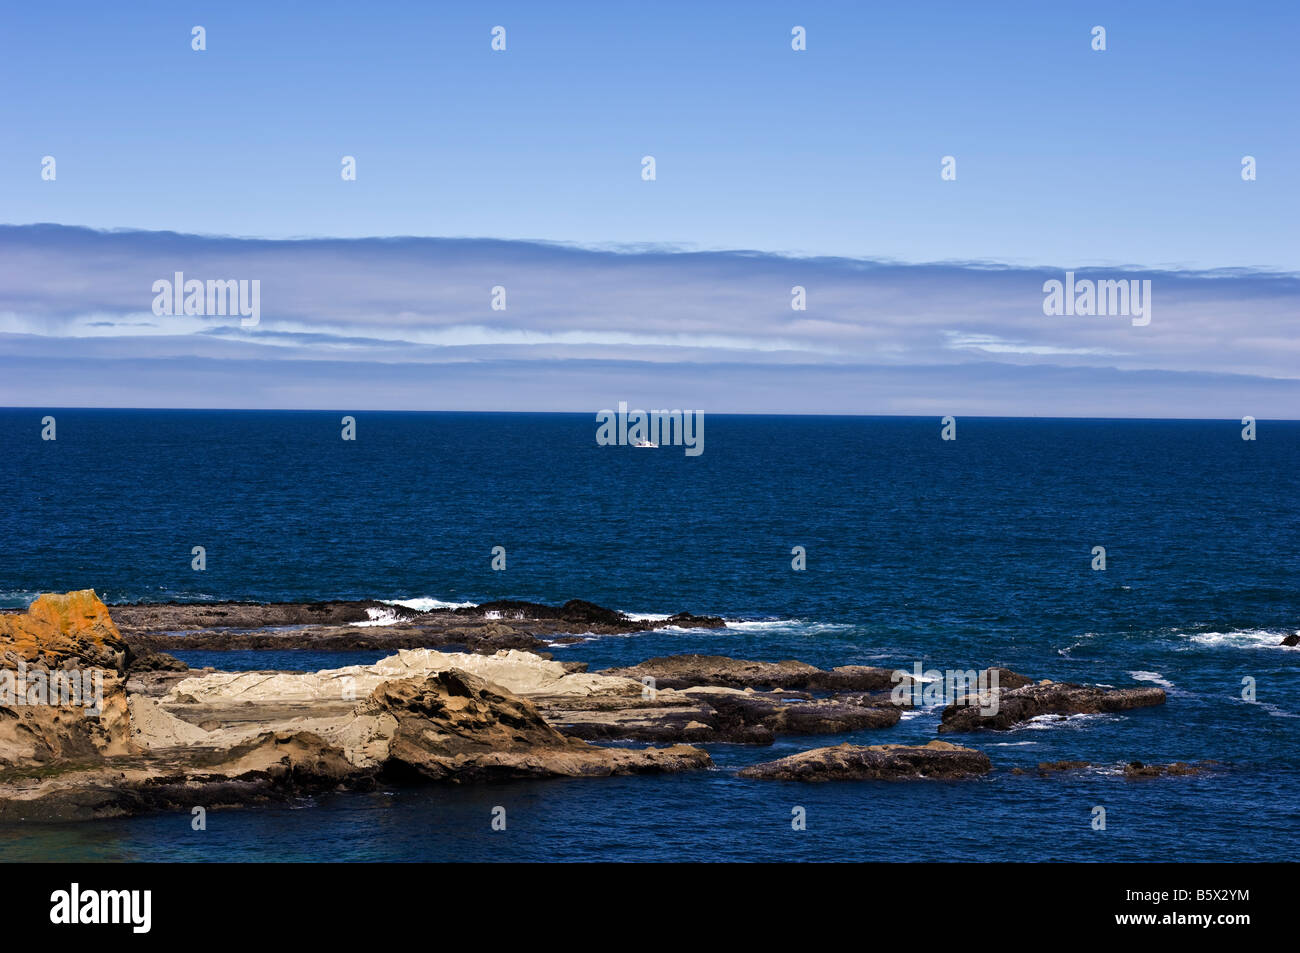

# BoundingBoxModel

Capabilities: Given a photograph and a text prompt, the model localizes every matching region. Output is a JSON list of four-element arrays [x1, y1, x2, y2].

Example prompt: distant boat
[[631, 438, 657, 448]]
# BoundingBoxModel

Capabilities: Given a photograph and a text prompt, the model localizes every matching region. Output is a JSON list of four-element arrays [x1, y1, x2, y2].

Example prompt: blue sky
[[1, 2, 1298, 414]]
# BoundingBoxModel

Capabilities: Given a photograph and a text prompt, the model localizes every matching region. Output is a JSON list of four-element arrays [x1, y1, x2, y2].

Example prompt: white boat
[[631, 438, 657, 448]]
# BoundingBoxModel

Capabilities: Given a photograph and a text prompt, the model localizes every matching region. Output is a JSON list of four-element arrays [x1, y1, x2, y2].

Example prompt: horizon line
[[2, 406, 1293, 423], [6, 222, 1298, 279]]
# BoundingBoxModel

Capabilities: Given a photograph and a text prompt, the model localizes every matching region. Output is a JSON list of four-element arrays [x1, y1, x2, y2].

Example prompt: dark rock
[[661, 611, 727, 629], [124, 622, 547, 656], [938, 682, 1166, 733], [112, 597, 727, 657], [127, 651, 189, 673], [105, 599, 398, 632], [462, 599, 625, 626], [737, 740, 992, 781], [986, 667, 1036, 690], [602, 655, 901, 692], [542, 685, 901, 745]]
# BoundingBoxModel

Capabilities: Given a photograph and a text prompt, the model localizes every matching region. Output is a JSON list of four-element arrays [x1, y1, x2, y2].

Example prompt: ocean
[[1, 409, 1296, 861]]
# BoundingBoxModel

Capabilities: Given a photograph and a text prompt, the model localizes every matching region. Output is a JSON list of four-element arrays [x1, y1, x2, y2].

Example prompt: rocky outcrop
[[108, 597, 727, 657], [545, 686, 901, 745], [0, 590, 128, 672], [357, 670, 710, 781], [1281, 634, 1299, 647], [737, 740, 992, 781], [602, 655, 903, 692], [155, 648, 905, 746], [0, 730, 368, 823], [0, 591, 134, 765], [938, 681, 1166, 732], [2, 669, 713, 822], [0, 594, 721, 821]]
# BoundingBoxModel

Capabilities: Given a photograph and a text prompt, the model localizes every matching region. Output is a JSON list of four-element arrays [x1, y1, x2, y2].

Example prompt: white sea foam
[[1058, 631, 1099, 657], [1020, 712, 1116, 730], [382, 596, 479, 612], [723, 619, 855, 635], [1184, 629, 1298, 651], [1128, 670, 1174, 689], [349, 596, 481, 625], [1256, 702, 1300, 719], [350, 607, 403, 628]]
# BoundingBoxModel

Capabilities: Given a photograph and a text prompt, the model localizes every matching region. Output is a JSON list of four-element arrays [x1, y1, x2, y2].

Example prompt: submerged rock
[[1035, 760, 1092, 773], [1122, 760, 1220, 778], [1011, 759, 1222, 778], [737, 740, 991, 781]]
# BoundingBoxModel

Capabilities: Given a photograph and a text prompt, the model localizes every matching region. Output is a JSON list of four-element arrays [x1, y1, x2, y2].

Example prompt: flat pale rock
[[164, 647, 638, 705]]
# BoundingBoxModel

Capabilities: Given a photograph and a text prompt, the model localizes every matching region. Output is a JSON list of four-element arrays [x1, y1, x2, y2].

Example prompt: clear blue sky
[[3, 0, 1297, 269]]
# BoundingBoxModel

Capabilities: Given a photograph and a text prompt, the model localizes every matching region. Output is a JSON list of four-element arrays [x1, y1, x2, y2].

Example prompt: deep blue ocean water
[[1, 409, 1296, 861]]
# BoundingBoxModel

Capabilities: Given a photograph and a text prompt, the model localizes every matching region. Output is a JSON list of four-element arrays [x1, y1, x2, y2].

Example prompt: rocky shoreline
[[0, 591, 1189, 822]]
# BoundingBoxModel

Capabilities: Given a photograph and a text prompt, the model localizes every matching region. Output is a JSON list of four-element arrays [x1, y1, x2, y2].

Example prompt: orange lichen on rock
[[0, 589, 128, 672], [0, 590, 134, 765]]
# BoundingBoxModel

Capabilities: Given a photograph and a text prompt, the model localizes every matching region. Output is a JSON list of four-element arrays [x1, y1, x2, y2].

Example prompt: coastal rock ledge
[[737, 740, 992, 782], [0, 592, 712, 822]]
